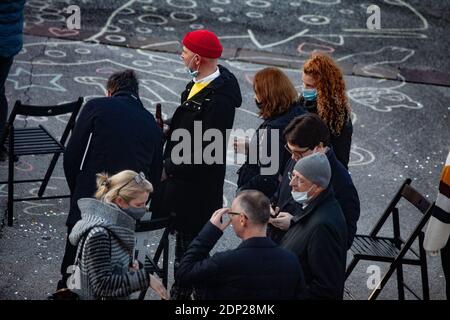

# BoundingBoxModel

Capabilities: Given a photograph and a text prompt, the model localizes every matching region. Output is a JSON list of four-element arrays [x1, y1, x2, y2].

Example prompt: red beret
[[182, 29, 222, 59]]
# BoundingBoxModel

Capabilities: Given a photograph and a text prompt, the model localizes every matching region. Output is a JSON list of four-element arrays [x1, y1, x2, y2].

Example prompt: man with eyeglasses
[[269, 113, 360, 250], [279, 152, 347, 300], [175, 190, 305, 300]]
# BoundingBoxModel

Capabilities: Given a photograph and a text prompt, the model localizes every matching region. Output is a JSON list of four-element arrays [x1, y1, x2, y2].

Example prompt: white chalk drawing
[[341, 46, 423, 112], [338, 46, 415, 85], [7, 67, 66, 92], [349, 145, 376, 167], [24, 0, 429, 59], [245, 0, 427, 49], [348, 87, 423, 112], [0, 159, 34, 172]]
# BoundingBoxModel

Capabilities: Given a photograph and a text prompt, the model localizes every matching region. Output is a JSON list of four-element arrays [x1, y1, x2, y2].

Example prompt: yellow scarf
[[187, 81, 210, 100]]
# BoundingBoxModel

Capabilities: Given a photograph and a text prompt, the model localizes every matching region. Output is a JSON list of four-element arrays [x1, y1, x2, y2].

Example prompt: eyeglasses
[[116, 172, 146, 196], [284, 144, 310, 159], [228, 211, 248, 219]]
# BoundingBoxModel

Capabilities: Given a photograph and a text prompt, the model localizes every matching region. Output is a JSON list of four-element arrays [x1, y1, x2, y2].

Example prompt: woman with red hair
[[301, 53, 353, 169], [236, 67, 306, 198]]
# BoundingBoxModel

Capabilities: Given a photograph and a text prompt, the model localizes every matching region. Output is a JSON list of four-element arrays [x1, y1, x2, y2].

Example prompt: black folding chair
[[136, 212, 175, 300], [0, 98, 84, 226], [345, 178, 434, 300]]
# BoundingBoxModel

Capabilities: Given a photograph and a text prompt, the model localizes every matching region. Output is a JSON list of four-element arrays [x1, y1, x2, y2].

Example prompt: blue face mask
[[302, 86, 317, 101], [291, 186, 313, 204], [185, 55, 199, 78]]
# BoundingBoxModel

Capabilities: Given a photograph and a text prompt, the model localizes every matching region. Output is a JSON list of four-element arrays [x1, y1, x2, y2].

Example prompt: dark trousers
[[0, 56, 14, 145], [442, 238, 450, 300], [57, 224, 77, 290], [170, 231, 196, 300]]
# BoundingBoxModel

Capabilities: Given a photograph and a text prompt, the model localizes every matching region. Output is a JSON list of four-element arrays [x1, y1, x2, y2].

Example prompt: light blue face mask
[[302, 86, 317, 102], [185, 55, 199, 78], [291, 186, 313, 205]]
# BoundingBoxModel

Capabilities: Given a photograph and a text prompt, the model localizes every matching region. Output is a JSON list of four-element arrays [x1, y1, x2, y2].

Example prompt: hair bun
[[101, 179, 110, 188]]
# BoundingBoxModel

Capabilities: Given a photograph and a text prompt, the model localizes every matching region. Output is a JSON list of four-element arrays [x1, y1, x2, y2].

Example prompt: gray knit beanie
[[293, 153, 331, 188]]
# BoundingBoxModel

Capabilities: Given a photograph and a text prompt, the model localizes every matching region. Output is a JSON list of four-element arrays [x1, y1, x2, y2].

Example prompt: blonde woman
[[68, 170, 169, 300]]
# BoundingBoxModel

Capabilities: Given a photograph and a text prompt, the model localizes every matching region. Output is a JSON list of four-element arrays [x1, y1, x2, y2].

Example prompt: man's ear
[[240, 215, 246, 227], [107, 90, 112, 97], [194, 55, 201, 66]]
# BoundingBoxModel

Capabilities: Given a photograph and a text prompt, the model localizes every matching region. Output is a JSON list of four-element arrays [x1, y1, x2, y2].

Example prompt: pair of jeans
[[0, 56, 14, 146]]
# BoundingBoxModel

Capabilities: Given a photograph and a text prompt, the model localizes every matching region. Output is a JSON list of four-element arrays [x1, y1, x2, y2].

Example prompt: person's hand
[[270, 206, 280, 218], [149, 274, 170, 300], [233, 137, 249, 155], [163, 124, 170, 136], [210, 208, 231, 231], [129, 259, 139, 271], [270, 212, 293, 231]]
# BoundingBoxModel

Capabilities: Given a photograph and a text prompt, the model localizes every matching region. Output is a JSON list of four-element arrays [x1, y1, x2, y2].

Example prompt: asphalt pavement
[[0, 0, 449, 300]]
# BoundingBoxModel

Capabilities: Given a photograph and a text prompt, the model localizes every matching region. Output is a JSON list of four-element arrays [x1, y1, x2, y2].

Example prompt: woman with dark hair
[[301, 53, 353, 169], [236, 67, 305, 198]]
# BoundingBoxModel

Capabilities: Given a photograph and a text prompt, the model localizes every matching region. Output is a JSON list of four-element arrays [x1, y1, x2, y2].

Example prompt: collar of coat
[[112, 89, 144, 107], [236, 236, 278, 250], [183, 65, 229, 102], [291, 186, 335, 225]]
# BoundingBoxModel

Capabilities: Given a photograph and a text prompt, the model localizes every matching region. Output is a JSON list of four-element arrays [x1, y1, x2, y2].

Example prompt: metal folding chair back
[[1, 97, 83, 226], [135, 213, 175, 300], [345, 178, 434, 300]]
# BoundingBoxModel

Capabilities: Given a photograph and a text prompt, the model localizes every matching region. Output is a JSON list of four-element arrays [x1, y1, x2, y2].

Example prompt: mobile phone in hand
[[270, 206, 280, 218]]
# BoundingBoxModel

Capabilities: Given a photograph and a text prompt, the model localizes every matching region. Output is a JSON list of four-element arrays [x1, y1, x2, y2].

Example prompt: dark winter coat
[[176, 221, 305, 300], [280, 186, 347, 300], [151, 65, 242, 235], [0, 0, 25, 58], [237, 102, 306, 198], [63, 90, 163, 226], [270, 148, 360, 249]]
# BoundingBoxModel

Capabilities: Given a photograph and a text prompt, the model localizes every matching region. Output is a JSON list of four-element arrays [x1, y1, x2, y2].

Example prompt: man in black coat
[[279, 153, 347, 300], [56, 70, 163, 290], [269, 113, 360, 249], [176, 190, 305, 300], [151, 30, 242, 299]]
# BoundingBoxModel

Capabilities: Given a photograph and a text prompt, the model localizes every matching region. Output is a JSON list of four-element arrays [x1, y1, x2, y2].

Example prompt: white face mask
[[291, 186, 313, 204], [185, 55, 199, 78]]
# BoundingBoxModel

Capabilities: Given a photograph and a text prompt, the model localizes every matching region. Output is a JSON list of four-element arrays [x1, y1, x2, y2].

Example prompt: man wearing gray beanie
[[293, 152, 331, 191], [275, 152, 348, 300]]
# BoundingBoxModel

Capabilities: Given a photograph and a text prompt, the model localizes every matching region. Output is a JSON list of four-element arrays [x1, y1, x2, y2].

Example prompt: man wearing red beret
[[151, 29, 242, 299]]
